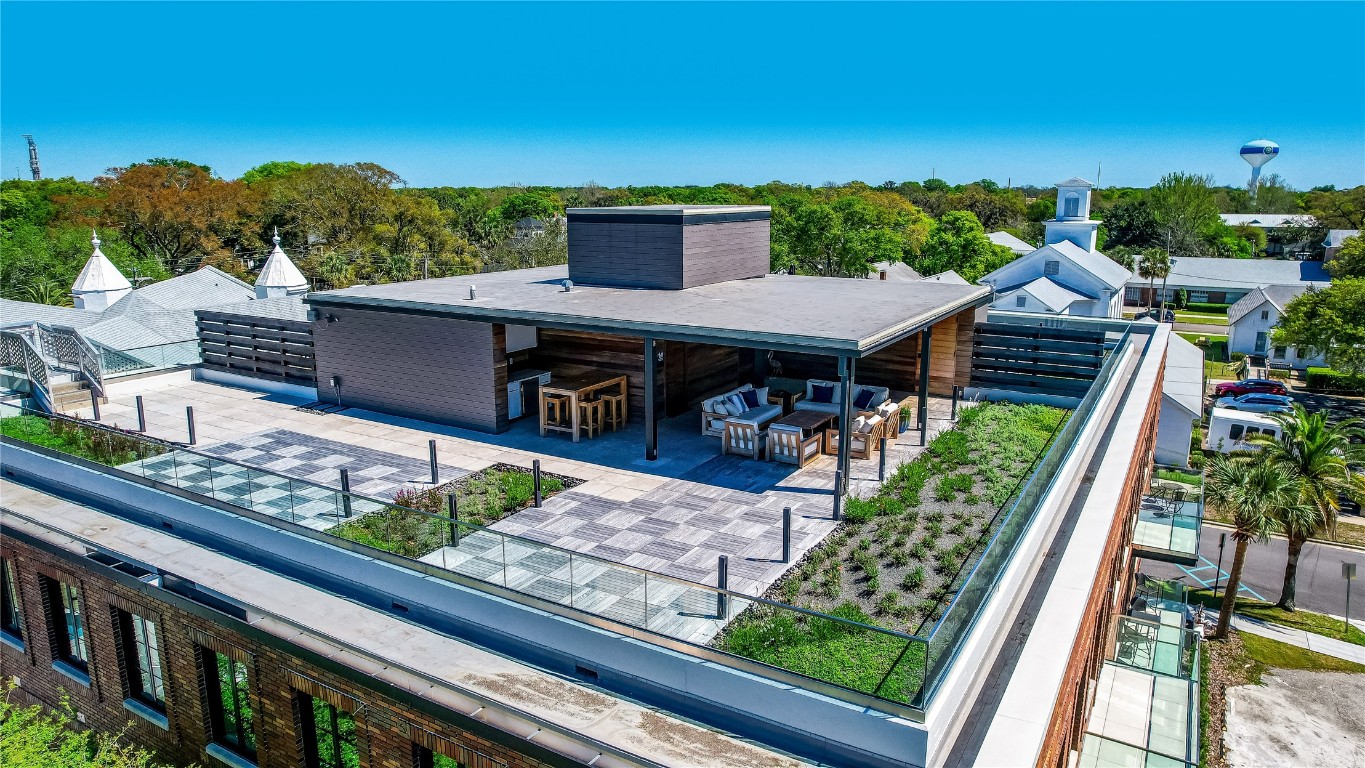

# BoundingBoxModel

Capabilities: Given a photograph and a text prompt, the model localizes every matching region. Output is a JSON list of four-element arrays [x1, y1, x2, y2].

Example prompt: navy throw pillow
[[853, 388, 876, 409], [741, 388, 761, 408], [811, 384, 835, 404]]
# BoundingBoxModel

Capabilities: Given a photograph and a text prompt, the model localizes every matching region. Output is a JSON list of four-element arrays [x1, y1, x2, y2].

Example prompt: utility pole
[[22, 135, 40, 180]]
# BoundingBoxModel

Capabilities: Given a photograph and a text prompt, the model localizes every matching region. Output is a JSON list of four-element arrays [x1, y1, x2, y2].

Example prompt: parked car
[[1213, 378, 1288, 398], [1140, 308, 1176, 323], [1213, 393, 1294, 414]]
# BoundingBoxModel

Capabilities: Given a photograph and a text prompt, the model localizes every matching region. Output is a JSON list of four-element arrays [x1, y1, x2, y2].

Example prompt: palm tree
[[1136, 248, 1170, 312], [1249, 404, 1364, 610], [1204, 455, 1292, 638]]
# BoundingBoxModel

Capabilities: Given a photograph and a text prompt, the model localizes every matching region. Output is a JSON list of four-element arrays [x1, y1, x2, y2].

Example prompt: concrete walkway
[[1232, 614, 1365, 664]]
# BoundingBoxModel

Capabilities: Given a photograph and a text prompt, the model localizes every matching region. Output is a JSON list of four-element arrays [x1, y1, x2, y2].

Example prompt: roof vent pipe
[[469, 285, 477, 300]]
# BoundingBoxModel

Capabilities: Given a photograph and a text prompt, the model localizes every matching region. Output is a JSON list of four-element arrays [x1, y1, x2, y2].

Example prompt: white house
[[978, 178, 1131, 319], [1226, 284, 1326, 368], [1124, 257, 1329, 307], [1325, 229, 1360, 263], [1156, 333, 1203, 467]]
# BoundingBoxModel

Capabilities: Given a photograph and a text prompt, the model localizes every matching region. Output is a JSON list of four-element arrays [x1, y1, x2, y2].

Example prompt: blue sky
[[2, 1, 1362, 189]]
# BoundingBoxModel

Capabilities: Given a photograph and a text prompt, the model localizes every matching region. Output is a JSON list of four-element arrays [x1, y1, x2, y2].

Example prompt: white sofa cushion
[[725, 403, 781, 426]]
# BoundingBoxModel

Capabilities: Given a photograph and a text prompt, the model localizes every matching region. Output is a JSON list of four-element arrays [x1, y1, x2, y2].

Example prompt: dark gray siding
[[681, 220, 770, 288], [310, 308, 501, 432], [568, 222, 684, 289]]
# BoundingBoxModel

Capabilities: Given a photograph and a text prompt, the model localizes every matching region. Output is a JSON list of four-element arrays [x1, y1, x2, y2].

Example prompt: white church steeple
[[71, 230, 133, 311], [1044, 177, 1100, 252], [254, 228, 309, 299]]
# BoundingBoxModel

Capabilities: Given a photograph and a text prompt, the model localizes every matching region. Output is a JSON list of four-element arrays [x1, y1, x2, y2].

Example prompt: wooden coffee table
[[769, 410, 836, 466]]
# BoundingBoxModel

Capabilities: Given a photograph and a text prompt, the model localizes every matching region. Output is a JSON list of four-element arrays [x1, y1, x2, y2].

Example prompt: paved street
[[1143, 524, 1365, 616]]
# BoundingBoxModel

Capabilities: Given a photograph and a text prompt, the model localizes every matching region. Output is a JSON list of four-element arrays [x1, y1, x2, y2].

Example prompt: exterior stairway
[[49, 373, 107, 412]]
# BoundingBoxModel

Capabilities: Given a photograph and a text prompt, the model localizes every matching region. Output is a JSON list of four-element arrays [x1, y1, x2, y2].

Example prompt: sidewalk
[[1231, 614, 1365, 665]]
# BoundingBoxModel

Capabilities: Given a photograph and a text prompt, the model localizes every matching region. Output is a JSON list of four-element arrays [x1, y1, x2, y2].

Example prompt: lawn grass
[[1240, 633, 1365, 673], [1175, 312, 1229, 325], [1, 413, 155, 466], [1198, 638, 1212, 767], [1201, 504, 1365, 548], [716, 602, 926, 702], [1187, 588, 1365, 646]]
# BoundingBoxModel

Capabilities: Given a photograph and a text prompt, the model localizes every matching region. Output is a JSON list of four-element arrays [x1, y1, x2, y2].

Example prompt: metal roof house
[[987, 230, 1036, 256], [1226, 283, 1326, 368], [1124, 256, 1329, 307], [305, 205, 989, 478]]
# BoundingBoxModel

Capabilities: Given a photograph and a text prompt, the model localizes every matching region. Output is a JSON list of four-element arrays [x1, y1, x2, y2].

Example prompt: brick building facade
[[1, 531, 559, 768]]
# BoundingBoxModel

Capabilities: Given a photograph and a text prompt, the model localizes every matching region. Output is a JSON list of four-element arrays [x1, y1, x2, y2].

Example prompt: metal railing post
[[833, 469, 844, 521], [716, 555, 729, 618], [533, 459, 543, 507], [919, 404, 928, 447], [428, 439, 439, 485], [447, 492, 460, 546], [878, 437, 888, 481], [782, 507, 792, 563], [951, 386, 960, 421], [186, 406, 196, 445], [340, 468, 352, 518], [89, 389, 100, 421], [135, 395, 146, 432]]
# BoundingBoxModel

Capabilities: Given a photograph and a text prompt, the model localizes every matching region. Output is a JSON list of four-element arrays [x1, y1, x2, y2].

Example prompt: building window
[[117, 610, 166, 710], [1125, 287, 1141, 301], [1, 558, 23, 644], [299, 694, 358, 768], [1273, 346, 1287, 360], [1016, 295, 1027, 308], [1044, 260, 1060, 276], [1063, 194, 1080, 218], [1190, 291, 1209, 303], [43, 577, 88, 670], [201, 648, 256, 761], [1261, 310, 1270, 321], [413, 746, 464, 768]]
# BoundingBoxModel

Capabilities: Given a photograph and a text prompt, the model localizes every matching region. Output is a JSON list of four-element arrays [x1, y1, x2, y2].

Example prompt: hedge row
[[1183, 302, 1232, 314], [1305, 367, 1365, 394]]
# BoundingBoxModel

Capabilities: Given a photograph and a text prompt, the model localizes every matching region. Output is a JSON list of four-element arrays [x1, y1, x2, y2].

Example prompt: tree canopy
[[1274, 280, 1365, 374]]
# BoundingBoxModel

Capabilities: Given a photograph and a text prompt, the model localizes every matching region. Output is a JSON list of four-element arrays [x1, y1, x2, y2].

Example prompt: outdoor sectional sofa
[[794, 380, 890, 416], [701, 383, 782, 436]]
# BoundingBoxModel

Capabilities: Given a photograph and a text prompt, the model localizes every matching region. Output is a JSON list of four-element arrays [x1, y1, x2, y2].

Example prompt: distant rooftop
[[1136, 257, 1330, 291], [307, 264, 988, 356], [1219, 213, 1317, 228]]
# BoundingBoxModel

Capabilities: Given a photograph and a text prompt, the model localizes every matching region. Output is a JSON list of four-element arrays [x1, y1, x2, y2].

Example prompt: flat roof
[[306, 265, 989, 356], [566, 205, 771, 226]]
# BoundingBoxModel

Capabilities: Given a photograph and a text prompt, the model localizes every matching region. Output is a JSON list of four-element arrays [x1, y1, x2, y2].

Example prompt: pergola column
[[918, 325, 933, 446], [837, 355, 854, 497], [644, 336, 658, 461]]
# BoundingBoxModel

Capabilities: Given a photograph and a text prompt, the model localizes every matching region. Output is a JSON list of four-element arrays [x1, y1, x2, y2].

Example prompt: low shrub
[[889, 550, 910, 567], [902, 567, 926, 592], [1184, 302, 1231, 314], [842, 497, 880, 523], [1306, 367, 1365, 394], [876, 592, 899, 615]]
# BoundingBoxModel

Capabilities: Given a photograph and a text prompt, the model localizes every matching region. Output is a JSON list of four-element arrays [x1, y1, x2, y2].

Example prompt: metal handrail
[[0, 405, 933, 712], [2, 330, 54, 413]]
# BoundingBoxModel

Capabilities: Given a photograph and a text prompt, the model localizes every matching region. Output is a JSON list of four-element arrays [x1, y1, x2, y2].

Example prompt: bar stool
[[602, 392, 627, 432], [578, 398, 604, 439], [543, 394, 571, 428]]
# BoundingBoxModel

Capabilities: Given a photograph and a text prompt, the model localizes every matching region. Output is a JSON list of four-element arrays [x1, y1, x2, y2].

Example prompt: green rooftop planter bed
[[328, 464, 572, 559], [1, 413, 159, 467], [713, 402, 1067, 703]]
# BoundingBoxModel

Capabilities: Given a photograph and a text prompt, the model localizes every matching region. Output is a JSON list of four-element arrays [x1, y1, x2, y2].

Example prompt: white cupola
[[1044, 177, 1101, 252], [71, 230, 133, 311], [254, 228, 309, 299]]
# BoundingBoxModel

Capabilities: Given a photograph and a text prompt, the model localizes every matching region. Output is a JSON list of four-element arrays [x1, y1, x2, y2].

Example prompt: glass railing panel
[[506, 540, 574, 606]]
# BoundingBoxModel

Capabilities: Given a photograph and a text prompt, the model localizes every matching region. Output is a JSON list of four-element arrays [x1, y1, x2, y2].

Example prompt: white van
[[1205, 407, 1281, 454]]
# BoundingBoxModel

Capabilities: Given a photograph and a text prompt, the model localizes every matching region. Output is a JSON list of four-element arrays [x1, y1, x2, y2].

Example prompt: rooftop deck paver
[[81, 379, 959, 615]]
